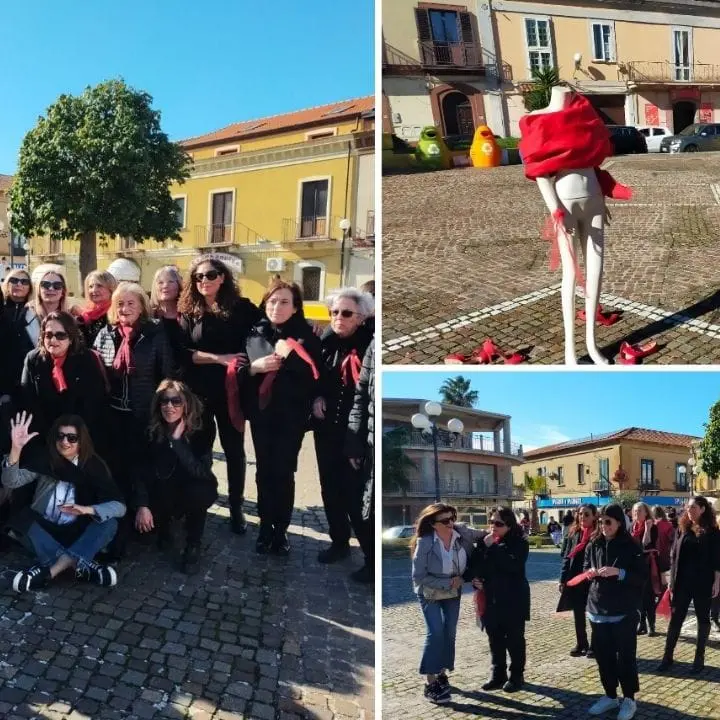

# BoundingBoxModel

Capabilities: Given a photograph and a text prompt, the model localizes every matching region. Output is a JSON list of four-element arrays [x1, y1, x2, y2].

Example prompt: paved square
[[382, 549, 720, 719], [0, 435, 374, 720], [382, 155, 720, 364]]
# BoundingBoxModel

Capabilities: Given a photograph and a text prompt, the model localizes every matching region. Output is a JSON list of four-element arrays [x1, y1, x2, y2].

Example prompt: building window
[[119, 235, 136, 250], [524, 18, 553, 74], [673, 28, 692, 81], [641, 459, 654, 486], [591, 22, 614, 62], [599, 458, 610, 485], [442, 461, 470, 494], [210, 191, 233, 244], [173, 197, 186, 229], [305, 128, 337, 141], [471, 464, 497, 496], [414, 6, 475, 67], [577, 463, 585, 484], [299, 179, 329, 238], [676, 463, 688, 490], [215, 146, 240, 157], [557, 466, 564, 486]]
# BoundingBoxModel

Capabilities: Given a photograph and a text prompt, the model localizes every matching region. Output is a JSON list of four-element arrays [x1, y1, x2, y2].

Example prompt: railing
[[592, 481, 611, 495], [194, 222, 268, 247], [418, 40, 484, 70], [638, 480, 661, 492], [624, 61, 720, 83], [673, 482, 689, 492], [386, 479, 504, 497], [403, 430, 523, 457], [281, 215, 343, 242]]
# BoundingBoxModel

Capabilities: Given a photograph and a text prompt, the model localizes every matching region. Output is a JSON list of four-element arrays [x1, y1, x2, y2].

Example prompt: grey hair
[[324, 287, 374, 318], [149, 265, 183, 310]]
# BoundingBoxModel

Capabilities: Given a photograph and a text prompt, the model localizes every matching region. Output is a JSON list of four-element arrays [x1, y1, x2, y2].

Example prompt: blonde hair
[[149, 266, 183, 312], [1, 268, 33, 300], [34, 270, 67, 317], [632, 502, 652, 522], [107, 282, 150, 325], [148, 379, 204, 441], [83, 270, 118, 299]]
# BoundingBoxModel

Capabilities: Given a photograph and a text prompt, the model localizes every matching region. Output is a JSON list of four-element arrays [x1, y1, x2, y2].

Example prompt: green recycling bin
[[415, 126, 450, 169]]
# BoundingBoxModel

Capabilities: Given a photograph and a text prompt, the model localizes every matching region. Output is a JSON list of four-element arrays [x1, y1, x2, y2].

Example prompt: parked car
[[382, 525, 415, 551], [659, 123, 720, 153], [635, 125, 673, 152], [607, 125, 648, 155]]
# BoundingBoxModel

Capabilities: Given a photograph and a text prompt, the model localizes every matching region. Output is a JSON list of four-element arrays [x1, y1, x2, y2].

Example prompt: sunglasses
[[434, 516, 454, 526], [158, 395, 183, 407], [40, 281, 64, 291], [43, 331, 69, 341], [8, 277, 30, 286], [331, 309, 358, 318], [601, 518, 615, 526], [193, 270, 221, 282], [56, 432, 79, 444], [491, 520, 506, 528]]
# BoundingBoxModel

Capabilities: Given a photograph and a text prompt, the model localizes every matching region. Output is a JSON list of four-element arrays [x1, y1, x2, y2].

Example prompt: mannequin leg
[[557, 203, 579, 365]]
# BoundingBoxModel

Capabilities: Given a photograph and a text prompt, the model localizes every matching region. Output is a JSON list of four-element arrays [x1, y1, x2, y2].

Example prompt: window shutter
[[458, 11, 474, 43], [414, 8, 432, 41]]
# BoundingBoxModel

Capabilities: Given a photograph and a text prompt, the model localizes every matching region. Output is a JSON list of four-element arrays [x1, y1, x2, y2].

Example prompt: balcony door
[[415, 7, 475, 67], [211, 191, 233, 244], [673, 29, 692, 81], [300, 180, 329, 238]]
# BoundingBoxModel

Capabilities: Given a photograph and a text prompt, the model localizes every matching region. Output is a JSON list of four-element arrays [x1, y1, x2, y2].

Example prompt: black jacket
[[560, 530, 588, 584], [669, 526, 720, 593], [0, 300, 39, 399], [77, 315, 109, 349], [583, 532, 647, 617], [467, 532, 531, 624]]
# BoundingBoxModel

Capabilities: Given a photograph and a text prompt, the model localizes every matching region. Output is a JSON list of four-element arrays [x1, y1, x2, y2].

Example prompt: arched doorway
[[441, 91, 475, 138], [673, 101, 697, 133]]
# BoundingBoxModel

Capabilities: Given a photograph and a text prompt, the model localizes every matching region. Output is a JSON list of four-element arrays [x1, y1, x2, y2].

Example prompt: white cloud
[[515, 424, 572, 452]]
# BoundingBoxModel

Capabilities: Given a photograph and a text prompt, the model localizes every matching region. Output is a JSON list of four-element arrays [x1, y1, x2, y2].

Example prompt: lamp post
[[339, 218, 351, 286], [688, 456, 697, 497], [6, 210, 12, 270], [411, 401, 464, 502]]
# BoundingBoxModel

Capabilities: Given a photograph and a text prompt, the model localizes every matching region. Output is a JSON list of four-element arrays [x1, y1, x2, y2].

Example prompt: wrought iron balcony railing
[[638, 479, 660, 492], [385, 479, 505, 497], [418, 41, 484, 70], [624, 60, 720, 83], [281, 215, 343, 242], [403, 430, 523, 457], [592, 481, 611, 495], [194, 223, 268, 247]]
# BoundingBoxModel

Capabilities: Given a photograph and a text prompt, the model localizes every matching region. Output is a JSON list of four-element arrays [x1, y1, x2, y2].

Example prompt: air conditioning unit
[[266, 257, 286, 272]]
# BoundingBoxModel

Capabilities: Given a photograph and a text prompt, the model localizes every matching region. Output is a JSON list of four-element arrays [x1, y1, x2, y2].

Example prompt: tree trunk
[[78, 230, 97, 288]]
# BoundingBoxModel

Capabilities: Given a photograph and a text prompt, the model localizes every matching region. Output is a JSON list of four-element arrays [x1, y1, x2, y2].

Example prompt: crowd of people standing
[[0, 258, 375, 591]]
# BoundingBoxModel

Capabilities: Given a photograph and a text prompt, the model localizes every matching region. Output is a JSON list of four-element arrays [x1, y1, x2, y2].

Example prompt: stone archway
[[430, 83, 486, 136], [441, 91, 475, 137]]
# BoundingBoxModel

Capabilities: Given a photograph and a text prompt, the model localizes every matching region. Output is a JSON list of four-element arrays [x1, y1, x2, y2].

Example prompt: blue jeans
[[28, 519, 118, 570], [418, 594, 461, 675]]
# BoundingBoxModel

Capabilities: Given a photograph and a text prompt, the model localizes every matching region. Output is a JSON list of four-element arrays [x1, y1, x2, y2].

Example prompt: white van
[[635, 126, 673, 152]]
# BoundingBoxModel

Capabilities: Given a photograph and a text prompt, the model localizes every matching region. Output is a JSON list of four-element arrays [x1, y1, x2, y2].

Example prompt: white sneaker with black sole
[[588, 696, 619, 715], [617, 698, 637, 720], [76, 563, 118, 587], [424, 680, 450, 704], [13, 565, 51, 593]]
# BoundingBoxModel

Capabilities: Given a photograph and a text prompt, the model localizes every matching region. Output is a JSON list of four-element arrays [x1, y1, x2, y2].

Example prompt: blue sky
[[0, 0, 374, 174], [382, 371, 720, 450]]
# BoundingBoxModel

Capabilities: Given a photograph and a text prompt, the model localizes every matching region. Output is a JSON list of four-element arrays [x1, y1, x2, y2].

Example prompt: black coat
[[243, 314, 322, 476], [178, 299, 261, 403], [669, 526, 720, 593], [0, 301, 39, 399], [20, 348, 110, 443], [557, 530, 590, 612], [583, 532, 647, 617], [76, 315, 109, 349], [467, 533, 531, 624]]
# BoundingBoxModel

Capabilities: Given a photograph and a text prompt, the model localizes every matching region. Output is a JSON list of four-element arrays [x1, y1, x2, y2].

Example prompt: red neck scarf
[[341, 348, 362, 386], [112, 325, 136, 374], [259, 338, 319, 410], [80, 300, 111, 325], [51, 354, 68, 393], [568, 526, 592, 559], [631, 520, 645, 542]]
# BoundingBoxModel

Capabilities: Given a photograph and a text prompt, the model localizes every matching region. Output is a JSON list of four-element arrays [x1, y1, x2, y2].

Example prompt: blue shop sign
[[537, 495, 689, 509]]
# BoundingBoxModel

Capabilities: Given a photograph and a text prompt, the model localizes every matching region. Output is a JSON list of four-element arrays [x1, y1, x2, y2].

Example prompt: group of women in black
[[0, 258, 375, 592]]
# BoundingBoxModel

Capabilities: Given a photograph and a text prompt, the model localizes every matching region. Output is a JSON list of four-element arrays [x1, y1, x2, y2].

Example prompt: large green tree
[[382, 428, 416, 494], [10, 79, 191, 282], [439, 376, 479, 408], [700, 398, 720, 480], [524, 473, 547, 532]]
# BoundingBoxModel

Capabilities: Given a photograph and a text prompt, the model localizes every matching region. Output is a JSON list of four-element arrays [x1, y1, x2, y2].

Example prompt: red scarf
[[80, 300, 111, 325], [112, 325, 136, 374], [341, 348, 362, 386], [631, 520, 645, 542], [568, 526, 592, 560], [51, 354, 68, 393], [226, 357, 246, 432], [259, 338, 319, 410]]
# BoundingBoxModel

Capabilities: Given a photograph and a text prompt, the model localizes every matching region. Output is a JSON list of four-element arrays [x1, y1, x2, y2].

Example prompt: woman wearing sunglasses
[[468, 507, 530, 695], [312, 288, 374, 573], [658, 495, 720, 675], [558, 503, 598, 658], [75, 271, 118, 347], [177, 257, 261, 536], [20, 312, 109, 448], [630, 502, 659, 636], [411, 503, 486, 704], [583, 503, 647, 720], [94, 282, 176, 559], [34, 270, 68, 320], [242, 279, 321, 555], [1, 412, 125, 592], [134, 380, 217, 572]]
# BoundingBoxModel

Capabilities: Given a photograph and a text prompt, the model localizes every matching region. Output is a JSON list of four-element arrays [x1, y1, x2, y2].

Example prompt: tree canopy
[[10, 79, 191, 282], [700, 398, 720, 480], [439, 376, 479, 408], [382, 428, 416, 494]]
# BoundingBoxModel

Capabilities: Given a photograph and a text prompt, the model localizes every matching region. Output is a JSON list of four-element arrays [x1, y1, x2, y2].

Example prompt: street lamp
[[411, 401, 464, 502], [688, 456, 697, 497], [6, 210, 12, 270], [339, 218, 351, 285]]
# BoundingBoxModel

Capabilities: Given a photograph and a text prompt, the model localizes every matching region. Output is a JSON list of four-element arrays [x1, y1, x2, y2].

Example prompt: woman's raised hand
[[9, 412, 39, 453]]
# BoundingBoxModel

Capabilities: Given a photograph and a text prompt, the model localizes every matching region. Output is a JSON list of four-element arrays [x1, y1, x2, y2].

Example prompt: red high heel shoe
[[616, 340, 658, 365]]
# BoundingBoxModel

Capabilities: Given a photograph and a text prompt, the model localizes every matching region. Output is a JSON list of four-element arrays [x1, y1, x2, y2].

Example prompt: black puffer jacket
[[584, 532, 647, 617]]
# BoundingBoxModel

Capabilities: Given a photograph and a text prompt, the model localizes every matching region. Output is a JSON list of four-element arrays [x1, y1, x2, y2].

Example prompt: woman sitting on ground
[[134, 380, 217, 572], [1, 412, 125, 592]]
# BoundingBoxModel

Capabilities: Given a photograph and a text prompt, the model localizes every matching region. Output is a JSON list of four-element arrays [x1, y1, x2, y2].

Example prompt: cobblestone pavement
[[0, 434, 374, 720], [382, 549, 720, 719], [382, 154, 720, 364]]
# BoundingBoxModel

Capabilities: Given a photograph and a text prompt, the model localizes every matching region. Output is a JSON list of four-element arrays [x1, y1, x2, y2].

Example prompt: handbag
[[422, 584, 460, 601]]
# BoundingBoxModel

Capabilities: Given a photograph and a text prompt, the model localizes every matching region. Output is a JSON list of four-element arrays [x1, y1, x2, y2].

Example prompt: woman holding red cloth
[[242, 279, 321, 555], [74, 271, 117, 347], [557, 503, 598, 657], [631, 502, 659, 636]]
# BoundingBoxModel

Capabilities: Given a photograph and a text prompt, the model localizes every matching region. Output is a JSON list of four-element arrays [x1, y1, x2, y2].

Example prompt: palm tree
[[522, 67, 561, 111], [383, 428, 416, 494], [524, 473, 548, 532], [439, 376, 478, 408]]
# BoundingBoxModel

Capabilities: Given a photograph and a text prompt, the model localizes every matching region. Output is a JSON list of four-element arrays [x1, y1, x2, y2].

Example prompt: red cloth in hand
[[258, 338, 319, 410], [341, 348, 362, 386], [474, 588, 486, 627], [656, 588, 672, 618], [226, 357, 246, 432], [112, 325, 136, 374], [566, 569, 594, 587], [51, 354, 68, 393]]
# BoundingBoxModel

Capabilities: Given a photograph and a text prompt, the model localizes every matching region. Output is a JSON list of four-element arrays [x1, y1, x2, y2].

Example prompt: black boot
[[691, 622, 711, 674], [230, 505, 248, 535], [657, 624, 681, 671], [317, 543, 351, 564], [271, 529, 291, 556], [256, 524, 273, 554], [180, 544, 201, 573]]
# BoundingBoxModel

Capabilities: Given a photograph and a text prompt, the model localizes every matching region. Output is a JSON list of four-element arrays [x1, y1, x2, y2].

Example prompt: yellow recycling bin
[[470, 126, 502, 168]]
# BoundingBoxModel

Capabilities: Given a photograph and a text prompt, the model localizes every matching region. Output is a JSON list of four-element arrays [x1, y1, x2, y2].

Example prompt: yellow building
[[28, 96, 375, 314], [383, 0, 720, 141], [514, 427, 701, 520]]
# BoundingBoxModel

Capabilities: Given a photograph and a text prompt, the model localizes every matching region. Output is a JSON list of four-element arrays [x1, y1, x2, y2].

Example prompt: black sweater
[[670, 526, 720, 592]]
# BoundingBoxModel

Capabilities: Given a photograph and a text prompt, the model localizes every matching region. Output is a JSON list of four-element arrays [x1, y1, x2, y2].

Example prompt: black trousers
[[485, 617, 526, 682], [669, 584, 712, 629], [315, 430, 373, 562], [639, 580, 657, 631], [590, 616, 639, 700], [573, 603, 589, 648], [149, 480, 216, 546], [712, 595, 720, 622]]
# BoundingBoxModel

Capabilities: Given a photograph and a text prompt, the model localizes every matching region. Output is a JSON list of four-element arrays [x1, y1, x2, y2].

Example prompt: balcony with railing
[[624, 61, 720, 84], [386, 478, 506, 498], [403, 429, 523, 458], [673, 481, 690, 492], [638, 479, 661, 493], [281, 215, 342, 243], [194, 222, 268, 248], [418, 41, 484, 71], [592, 481, 611, 495]]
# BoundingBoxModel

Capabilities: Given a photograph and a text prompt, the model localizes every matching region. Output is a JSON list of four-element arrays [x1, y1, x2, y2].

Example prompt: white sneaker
[[588, 696, 620, 715], [617, 698, 637, 720]]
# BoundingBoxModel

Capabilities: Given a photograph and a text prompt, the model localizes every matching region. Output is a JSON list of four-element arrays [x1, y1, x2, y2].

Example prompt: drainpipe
[[340, 116, 361, 286]]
